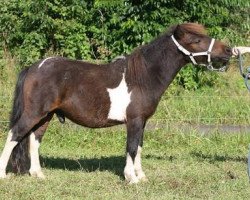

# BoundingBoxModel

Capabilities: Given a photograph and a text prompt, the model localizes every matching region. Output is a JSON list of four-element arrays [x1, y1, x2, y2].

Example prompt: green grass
[[0, 124, 250, 199], [1, 59, 250, 199]]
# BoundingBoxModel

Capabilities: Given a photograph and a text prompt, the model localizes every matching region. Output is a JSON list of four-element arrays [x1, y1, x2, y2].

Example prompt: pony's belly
[[107, 74, 131, 122]]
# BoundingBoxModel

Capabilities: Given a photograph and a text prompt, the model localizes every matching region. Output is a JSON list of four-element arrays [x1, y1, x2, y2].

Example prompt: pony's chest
[[107, 74, 131, 121]]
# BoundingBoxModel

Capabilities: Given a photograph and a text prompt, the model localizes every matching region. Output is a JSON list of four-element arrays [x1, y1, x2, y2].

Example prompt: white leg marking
[[38, 57, 53, 68], [134, 146, 147, 181], [29, 132, 44, 178], [107, 73, 131, 121], [0, 130, 18, 178], [124, 153, 139, 184]]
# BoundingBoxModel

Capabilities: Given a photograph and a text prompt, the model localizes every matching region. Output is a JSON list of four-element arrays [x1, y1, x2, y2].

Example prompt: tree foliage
[[0, 0, 249, 89]]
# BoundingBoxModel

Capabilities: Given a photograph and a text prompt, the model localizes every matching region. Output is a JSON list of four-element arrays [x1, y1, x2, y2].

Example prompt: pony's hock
[[0, 23, 232, 183]]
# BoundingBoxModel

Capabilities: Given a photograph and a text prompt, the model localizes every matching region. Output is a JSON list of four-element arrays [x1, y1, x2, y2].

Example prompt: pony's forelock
[[168, 23, 207, 36]]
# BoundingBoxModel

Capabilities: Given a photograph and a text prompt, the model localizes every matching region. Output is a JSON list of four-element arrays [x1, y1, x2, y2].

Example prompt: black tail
[[9, 68, 30, 174]]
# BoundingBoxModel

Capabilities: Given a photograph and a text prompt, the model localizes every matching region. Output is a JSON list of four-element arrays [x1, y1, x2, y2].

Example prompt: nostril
[[225, 47, 232, 54]]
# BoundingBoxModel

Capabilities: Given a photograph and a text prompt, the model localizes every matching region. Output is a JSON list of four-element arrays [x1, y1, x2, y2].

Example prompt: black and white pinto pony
[[0, 23, 233, 184]]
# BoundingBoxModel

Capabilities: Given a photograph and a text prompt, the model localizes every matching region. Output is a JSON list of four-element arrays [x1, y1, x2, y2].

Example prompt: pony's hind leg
[[29, 114, 52, 178], [0, 113, 38, 178], [0, 130, 18, 178], [29, 133, 44, 178], [0, 111, 47, 178]]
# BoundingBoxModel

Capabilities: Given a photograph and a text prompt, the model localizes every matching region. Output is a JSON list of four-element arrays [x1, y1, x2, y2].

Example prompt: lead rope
[[237, 49, 250, 91], [236, 49, 250, 182], [248, 145, 250, 183]]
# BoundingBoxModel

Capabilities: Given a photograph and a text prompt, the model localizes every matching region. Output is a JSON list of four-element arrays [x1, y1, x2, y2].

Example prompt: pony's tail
[[9, 68, 30, 174]]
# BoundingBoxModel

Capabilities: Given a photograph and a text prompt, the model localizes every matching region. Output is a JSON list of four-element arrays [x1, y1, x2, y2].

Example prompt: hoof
[[124, 173, 139, 184], [29, 170, 45, 179], [127, 177, 139, 184], [0, 171, 7, 179], [136, 171, 148, 182], [126, 175, 148, 184], [138, 176, 148, 182]]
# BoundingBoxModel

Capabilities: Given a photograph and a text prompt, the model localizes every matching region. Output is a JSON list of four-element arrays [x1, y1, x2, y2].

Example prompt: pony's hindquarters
[[1, 65, 54, 178]]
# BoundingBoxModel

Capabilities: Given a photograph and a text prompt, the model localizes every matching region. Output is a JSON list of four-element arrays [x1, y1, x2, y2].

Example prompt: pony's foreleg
[[134, 146, 147, 181], [124, 117, 146, 184], [29, 132, 44, 178], [0, 130, 18, 178]]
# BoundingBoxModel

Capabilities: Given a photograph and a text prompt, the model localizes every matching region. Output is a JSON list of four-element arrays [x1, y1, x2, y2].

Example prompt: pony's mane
[[126, 23, 208, 90], [168, 23, 207, 36]]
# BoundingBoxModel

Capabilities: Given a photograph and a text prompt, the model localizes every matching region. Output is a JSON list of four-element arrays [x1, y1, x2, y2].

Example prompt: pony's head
[[171, 23, 232, 70]]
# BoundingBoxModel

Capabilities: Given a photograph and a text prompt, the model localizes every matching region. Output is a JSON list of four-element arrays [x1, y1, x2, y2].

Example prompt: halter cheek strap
[[171, 35, 226, 71]]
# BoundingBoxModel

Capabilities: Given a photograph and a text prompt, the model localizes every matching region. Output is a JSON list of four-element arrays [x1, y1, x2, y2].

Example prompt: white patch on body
[[0, 130, 18, 178], [107, 73, 131, 121], [29, 132, 44, 178], [38, 57, 53, 68]]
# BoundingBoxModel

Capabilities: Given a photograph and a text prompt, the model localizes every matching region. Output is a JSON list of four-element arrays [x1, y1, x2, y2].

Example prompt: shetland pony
[[0, 23, 232, 183]]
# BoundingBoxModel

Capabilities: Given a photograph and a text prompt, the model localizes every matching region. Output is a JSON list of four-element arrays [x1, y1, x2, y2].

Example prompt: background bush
[[0, 0, 249, 89]]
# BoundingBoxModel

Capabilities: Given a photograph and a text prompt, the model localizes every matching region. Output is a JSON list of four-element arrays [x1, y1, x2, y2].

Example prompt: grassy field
[[1, 58, 250, 199], [0, 124, 250, 199]]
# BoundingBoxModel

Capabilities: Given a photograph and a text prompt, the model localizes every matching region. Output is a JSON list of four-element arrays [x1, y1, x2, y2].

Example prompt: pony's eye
[[195, 39, 201, 43]]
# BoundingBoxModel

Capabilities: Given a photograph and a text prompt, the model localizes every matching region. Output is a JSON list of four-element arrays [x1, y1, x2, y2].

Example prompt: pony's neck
[[141, 36, 188, 99]]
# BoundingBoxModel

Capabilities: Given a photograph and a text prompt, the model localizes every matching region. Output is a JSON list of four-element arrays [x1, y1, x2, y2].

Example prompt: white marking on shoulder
[[107, 73, 131, 121], [38, 57, 54, 68]]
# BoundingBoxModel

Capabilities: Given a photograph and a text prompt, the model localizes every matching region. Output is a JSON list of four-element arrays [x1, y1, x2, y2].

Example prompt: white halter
[[171, 35, 225, 71]]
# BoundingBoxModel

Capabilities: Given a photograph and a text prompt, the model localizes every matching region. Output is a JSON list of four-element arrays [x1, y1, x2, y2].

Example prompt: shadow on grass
[[191, 151, 247, 163], [40, 155, 125, 179], [40, 154, 172, 179]]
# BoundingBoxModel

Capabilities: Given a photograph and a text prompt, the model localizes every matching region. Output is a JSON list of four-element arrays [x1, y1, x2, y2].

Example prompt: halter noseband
[[171, 35, 226, 72]]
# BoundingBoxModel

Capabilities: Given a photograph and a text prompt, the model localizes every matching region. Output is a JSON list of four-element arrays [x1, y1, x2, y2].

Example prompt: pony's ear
[[173, 25, 185, 40]]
